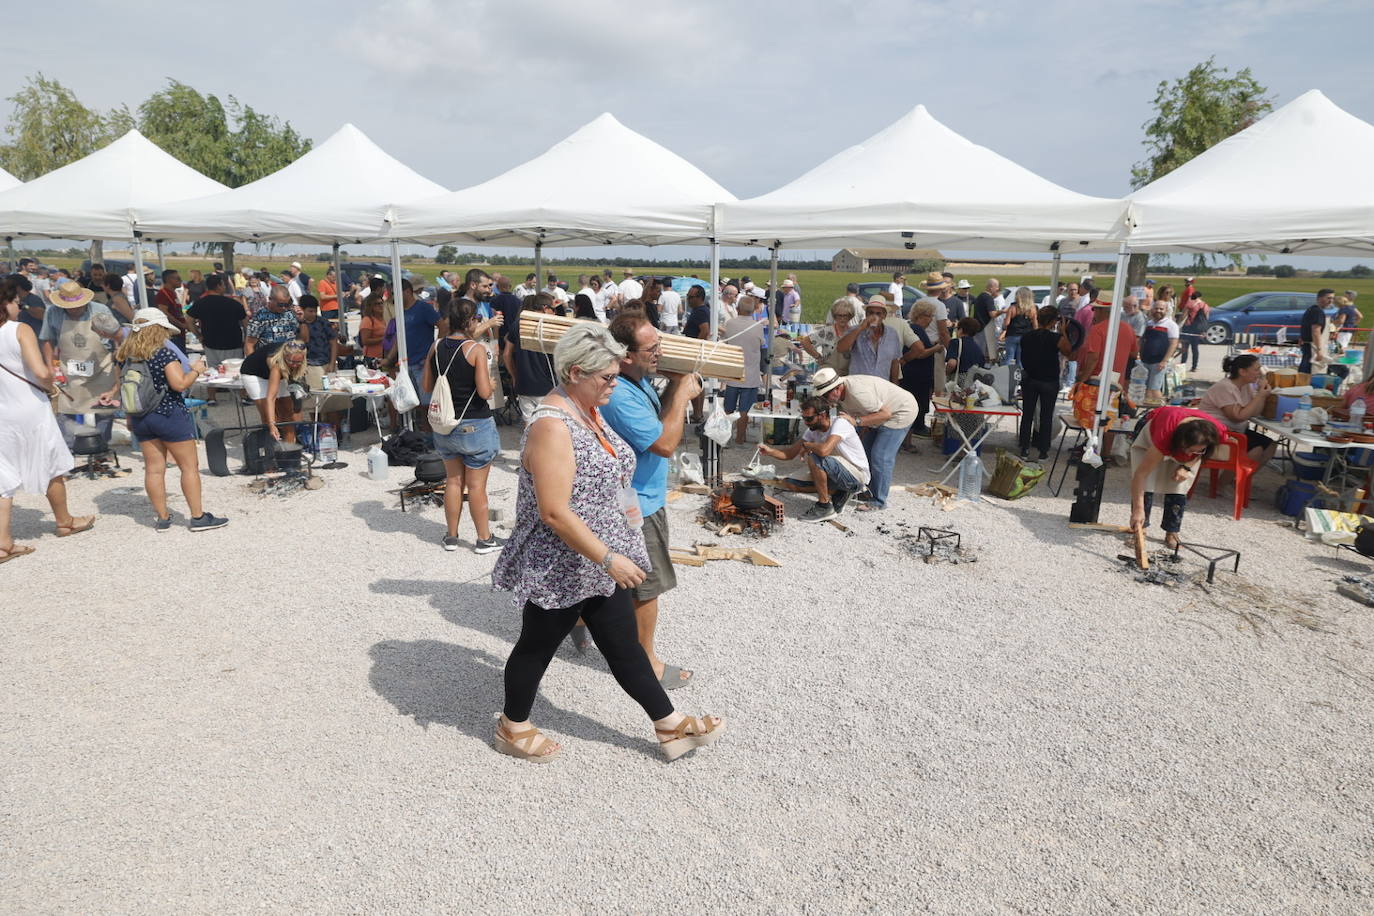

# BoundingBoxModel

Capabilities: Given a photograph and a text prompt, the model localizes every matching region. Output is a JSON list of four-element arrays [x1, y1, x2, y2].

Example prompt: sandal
[[0, 544, 35, 564], [494, 720, 561, 763], [55, 516, 96, 537], [655, 715, 725, 762], [1164, 533, 1182, 550]]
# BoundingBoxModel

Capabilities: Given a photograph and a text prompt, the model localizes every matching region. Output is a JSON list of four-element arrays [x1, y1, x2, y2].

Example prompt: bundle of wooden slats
[[519, 311, 745, 381]]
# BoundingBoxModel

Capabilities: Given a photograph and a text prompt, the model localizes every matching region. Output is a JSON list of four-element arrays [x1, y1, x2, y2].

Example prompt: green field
[[34, 253, 1374, 325]]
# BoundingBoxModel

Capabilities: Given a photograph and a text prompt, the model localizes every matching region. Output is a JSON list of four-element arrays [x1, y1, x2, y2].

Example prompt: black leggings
[[1142, 492, 1188, 534], [503, 587, 673, 722], [1019, 378, 1058, 454], [1179, 334, 1202, 370]]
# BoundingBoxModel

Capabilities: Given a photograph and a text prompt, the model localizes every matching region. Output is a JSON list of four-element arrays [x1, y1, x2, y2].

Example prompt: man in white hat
[[39, 279, 123, 446], [618, 267, 643, 304], [291, 260, 311, 296], [811, 367, 917, 511], [922, 271, 955, 394], [780, 278, 801, 326]]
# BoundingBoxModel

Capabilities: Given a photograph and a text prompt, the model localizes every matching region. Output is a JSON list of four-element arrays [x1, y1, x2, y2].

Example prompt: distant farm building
[[831, 248, 945, 273]]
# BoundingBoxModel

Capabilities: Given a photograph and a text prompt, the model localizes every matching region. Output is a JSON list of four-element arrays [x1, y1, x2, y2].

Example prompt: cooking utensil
[[731, 479, 765, 510]]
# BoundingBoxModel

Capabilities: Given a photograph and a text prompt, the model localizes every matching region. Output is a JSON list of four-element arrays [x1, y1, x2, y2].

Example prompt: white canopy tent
[[390, 112, 737, 382], [0, 130, 226, 241], [390, 113, 736, 248], [0, 165, 19, 193], [0, 130, 227, 304], [1125, 90, 1374, 257], [715, 104, 1129, 253], [137, 123, 447, 245]]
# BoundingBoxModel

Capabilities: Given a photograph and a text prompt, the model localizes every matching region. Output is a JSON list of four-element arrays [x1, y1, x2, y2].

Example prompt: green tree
[[1127, 58, 1273, 282], [0, 73, 133, 180], [435, 245, 457, 264]]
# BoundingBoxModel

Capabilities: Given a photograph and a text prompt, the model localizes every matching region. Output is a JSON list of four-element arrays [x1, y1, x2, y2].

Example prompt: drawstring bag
[[427, 341, 476, 435]]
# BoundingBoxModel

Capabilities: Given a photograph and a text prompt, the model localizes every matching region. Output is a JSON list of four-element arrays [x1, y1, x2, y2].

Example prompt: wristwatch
[[600, 551, 614, 572]]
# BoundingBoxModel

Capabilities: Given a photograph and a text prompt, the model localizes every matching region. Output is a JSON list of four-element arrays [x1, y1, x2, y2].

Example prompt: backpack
[[427, 339, 478, 435], [119, 358, 165, 418]]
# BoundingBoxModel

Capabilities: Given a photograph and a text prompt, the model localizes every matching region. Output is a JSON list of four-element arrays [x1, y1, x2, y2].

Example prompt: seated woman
[[945, 316, 986, 385], [1129, 406, 1224, 550], [1197, 354, 1277, 464], [1333, 375, 1374, 423], [240, 339, 309, 443]]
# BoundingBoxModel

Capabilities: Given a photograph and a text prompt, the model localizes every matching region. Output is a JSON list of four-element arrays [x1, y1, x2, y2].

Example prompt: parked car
[[1200, 291, 1333, 344], [669, 276, 710, 296], [854, 281, 924, 316]]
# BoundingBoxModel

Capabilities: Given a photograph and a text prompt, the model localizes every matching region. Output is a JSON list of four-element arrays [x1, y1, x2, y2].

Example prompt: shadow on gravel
[[1307, 552, 1371, 572], [366, 638, 649, 755], [93, 485, 153, 522], [352, 498, 448, 542], [369, 577, 607, 671], [5, 504, 47, 538]]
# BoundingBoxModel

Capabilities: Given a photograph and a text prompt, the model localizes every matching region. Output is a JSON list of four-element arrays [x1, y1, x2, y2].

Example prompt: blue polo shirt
[[402, 301, 441, 366], [600, 375, 666, 517]]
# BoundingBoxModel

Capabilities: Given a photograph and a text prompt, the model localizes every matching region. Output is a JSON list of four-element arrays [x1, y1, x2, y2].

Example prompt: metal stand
[[1069, 460, 1106, 523], [916, 526, 960, 557], [1172, 542, 1241, 584]]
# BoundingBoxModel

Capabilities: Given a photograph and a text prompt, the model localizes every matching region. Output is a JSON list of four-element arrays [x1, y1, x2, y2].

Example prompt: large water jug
[[318, 426, 338, 464], [957, 451, 984, 500], [1128, 363, 1149, 404], [1351, 398, 1367, 429], [367, 444, 388, 481]]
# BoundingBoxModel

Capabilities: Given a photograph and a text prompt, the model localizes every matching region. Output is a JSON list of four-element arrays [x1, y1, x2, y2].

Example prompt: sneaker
[[442, 535, 460, 552], [910, 425, 932, 438], [189, 512, 228, 532], [474, 536, 503, 555], [153, 516, 172, 532], [800, 502, 837, 523], [1039, 451, 1050, 461], [1019, 449, 1030, 460], [831, 489, 852, 515]]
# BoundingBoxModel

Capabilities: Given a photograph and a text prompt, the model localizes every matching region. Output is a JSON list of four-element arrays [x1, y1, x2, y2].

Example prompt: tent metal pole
[[132, 235, 149, 310], [533, 239, 543, 300], [390, 241, 411, 430], [333, 241, 346, 343], [155, 240, 166, 277], [5, 236, 13, 274], [1085, 242, 1132, 458], [1045, 247, 1062, 310], [768, 245, 780, 332], [701, 238, 721, 483]]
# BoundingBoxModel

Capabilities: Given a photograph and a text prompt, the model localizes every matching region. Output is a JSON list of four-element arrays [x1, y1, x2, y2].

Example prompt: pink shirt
[[1343, 384, 1374, 414], [1074, 304, 1095, 335]]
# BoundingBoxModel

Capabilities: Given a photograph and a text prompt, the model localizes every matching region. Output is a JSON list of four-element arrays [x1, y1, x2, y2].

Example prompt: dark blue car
[[1201, 291, 1334, 345]]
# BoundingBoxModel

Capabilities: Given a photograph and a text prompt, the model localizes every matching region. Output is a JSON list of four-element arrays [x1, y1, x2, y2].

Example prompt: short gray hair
[[553, 322, 626, 384], [910, 297, 940, 320]]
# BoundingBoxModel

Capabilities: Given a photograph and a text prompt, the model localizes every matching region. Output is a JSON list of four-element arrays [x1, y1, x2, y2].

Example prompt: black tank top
[[431, 337, 491, 421]]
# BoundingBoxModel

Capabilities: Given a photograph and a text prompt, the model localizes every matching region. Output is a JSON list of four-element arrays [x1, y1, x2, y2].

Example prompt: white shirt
[[596, 284, 618, 316], [618, 277, 643, 302], [658, 288, 682, 329], [804, 416, 870, 486], [887, 282, 904, 309], [544, 285, 570, 304], [576, 286, 603, 321], [122, 273, 138, 303], [287, 277, 303, 304], [514, 283, 534, 300], [720, 297, 740, 322], [932, 297, 949, 323]]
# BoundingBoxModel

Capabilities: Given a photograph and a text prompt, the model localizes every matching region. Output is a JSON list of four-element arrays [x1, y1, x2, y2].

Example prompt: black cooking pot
[[274, 442, 304, 471], [71, 432, 107, 456], [731, 479, 765, 510], [415, 452, 447, 484], [1355, 521, 1374, 558]]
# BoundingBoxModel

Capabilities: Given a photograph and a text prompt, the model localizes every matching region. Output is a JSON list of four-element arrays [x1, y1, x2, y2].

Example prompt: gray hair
[[910, 297, 941, 320], [553, 322, 626, 384]]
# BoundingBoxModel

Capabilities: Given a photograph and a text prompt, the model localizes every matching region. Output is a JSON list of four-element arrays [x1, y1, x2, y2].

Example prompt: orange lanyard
[[557, 388, 617, 459]]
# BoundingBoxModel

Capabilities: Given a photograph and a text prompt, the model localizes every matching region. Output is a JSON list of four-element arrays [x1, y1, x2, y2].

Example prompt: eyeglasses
[[579, 369, 619, 386], [633, 343, 662, 355]]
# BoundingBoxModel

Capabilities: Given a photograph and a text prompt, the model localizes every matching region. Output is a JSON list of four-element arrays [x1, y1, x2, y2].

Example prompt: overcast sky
[[5, 0, 1372, 264]]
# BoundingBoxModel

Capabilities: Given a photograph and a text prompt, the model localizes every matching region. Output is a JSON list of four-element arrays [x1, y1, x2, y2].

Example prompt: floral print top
[[492, 404, 650, 610]]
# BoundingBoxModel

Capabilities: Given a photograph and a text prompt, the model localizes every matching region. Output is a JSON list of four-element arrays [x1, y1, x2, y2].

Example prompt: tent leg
[[132, 236, 149, 310], [5, 236, 13, 274], [1045, 248, 1062, 309], [390, 241, 411, 431], [700, 239, 721, 484], [768, 245, 780, 332], [333, 241, 346, 343], [533, 240, 543, 298], [155, 240, 166, 277]]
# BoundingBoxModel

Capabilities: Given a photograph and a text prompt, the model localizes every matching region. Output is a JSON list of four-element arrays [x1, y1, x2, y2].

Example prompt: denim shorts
[[811, 454, 861, 492], [432, 416, 500, 468], [723, 385, 758, 414], [130, 406, 196, 444]]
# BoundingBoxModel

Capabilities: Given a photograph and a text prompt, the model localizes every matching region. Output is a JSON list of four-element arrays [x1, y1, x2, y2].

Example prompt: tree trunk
[[1126, 252, 1149, 287], [89, 239, 104, 268], [222, 241, 235, 278]]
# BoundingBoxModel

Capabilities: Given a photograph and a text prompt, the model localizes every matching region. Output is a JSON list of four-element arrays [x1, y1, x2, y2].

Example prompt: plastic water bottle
[[1129, 363, 1149, 404], [319, 425, 338, 463], [957, 450, 984, 500], [367, 444, 387, 480], [1351, 398, 1366, 429], [1300, 392, 1313, 412], [1276, 326, 1288, 344]]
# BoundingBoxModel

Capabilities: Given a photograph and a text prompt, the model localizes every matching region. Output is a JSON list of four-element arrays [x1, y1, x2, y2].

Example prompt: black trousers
[[1019, 378, 1058, 454], [1299, 341, 1313, 374], [908, 379, 933, 430], [1142, 492, 1188, 533], [1179, 334, 1202, 370], [503, 587, 673, 722]]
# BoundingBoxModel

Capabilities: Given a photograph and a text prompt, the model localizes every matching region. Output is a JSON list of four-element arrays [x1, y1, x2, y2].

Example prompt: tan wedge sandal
[[656, 715, 726, 762], [494, 721, 562, 763]]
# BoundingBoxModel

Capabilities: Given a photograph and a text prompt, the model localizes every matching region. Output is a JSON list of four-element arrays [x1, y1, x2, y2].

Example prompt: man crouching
[[758, 397, 870, 522]]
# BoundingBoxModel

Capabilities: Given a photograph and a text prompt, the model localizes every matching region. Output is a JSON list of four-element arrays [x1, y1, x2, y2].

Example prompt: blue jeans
[[809, 453, 861, 494], [1061, 356, 1077, 388], [1145, 361, 1166, 391], [408, 362, 431, 407], [1001, 336, 1022, 366], [860, 424, 905, 508]]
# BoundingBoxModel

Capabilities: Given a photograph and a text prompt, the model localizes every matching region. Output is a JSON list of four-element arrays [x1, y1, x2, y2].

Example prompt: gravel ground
[[3, 347, 1373, 914]]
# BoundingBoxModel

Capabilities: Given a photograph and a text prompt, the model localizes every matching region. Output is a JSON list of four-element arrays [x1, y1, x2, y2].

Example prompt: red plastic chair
[[1188, 430, 1258, 519]]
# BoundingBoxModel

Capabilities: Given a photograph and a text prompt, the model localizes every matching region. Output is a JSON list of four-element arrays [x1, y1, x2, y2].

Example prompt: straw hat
[[812, 367, 845, 395], [46, 279, 94, 309], [130, 308, 178, 333], [922, 271, 949, 292]]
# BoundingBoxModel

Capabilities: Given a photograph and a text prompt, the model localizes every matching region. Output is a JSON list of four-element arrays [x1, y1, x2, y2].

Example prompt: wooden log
[[1133, 527, 1150, 570], [519, 311, 745, 381], [746, 549, 781, 567], [667, 550, 708, 567], [1068, 522, 1132, 532]]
